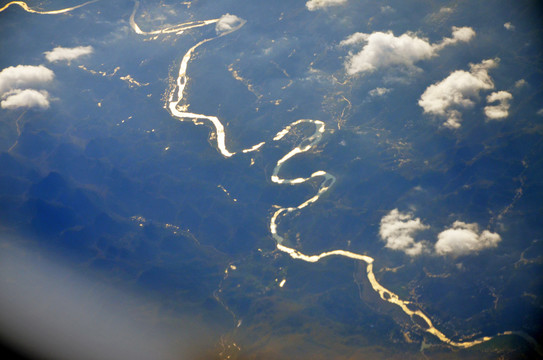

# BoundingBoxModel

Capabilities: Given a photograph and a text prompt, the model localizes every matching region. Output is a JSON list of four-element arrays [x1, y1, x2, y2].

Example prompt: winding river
[[1, 0, 517, 350], [0, 0, 98, 14], [132, 3, 510, 348]]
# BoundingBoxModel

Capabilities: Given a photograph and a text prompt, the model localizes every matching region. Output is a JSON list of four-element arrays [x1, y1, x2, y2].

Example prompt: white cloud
[[427, 7, 454, 23], [340, 26, 475, 76], [0, 65, 54, 110], [44, 46, 93, 63], [340, 31, 433, 75], [1, 89, 50, 109], [215, 14, 245, 35], [537, 108, 543, 116], [514, 79, 527, 88], [0, 65, 54, 95], [306, 0, 347, 11], [484, 91, 512, 120], [504, 22, 515, 31], [379, 209, 429, 256], [439, 7, 454, 14], [435, 221, 501, 256], [339, 32, 369, 46], [418, 58, 498, 128], [380, 5, 394, 13], [369, 87, 391, 96], [433, 26, 476, 51]]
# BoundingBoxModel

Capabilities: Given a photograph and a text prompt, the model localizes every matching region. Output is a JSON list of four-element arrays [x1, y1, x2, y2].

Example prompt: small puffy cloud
[[380, 5, 394, 13], [369, 87, 391, 96], [427, 7, 454, 22], [418, 58, 498, 128], [504, 22, 515, 31], [340, 26, 475, 76], [433, 26, 476, 51], [215, 14, 245, 35], [44, 46, 93, 63], [341, 31, 434, 75], [306, 0, 347, 11], [379, 209, 429, 256], [484, 91, 512, 120], [0, 65, 54, 94], [514, 79, 527, 88], [1, 89, 50, 109], [339, 32, 369, 46], [435, 221, 501, 256], [537, 108, 543, 116]]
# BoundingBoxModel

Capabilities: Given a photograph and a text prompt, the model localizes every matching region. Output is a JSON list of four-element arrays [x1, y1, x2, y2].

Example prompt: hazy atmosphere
[[1, 0, 542, 359]]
